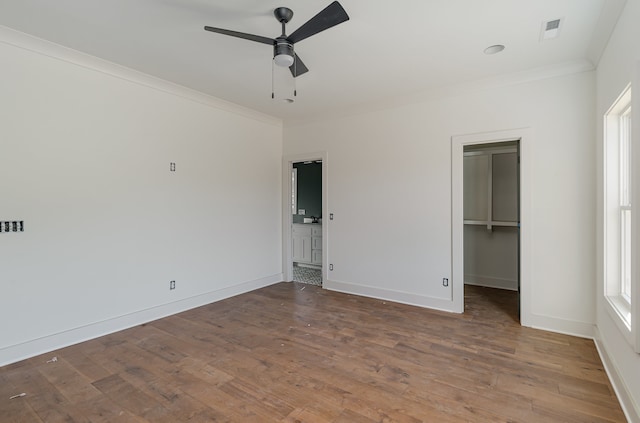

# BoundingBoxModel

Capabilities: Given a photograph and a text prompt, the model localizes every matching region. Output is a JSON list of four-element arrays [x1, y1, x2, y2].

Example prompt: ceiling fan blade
[[204, 26, 274, 45], [289, 54, 309, 77], [287, 1, 349, 44]]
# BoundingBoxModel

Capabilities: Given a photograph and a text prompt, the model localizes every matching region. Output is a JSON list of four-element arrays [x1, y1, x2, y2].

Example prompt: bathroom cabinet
[[293, 223, 322, 267]]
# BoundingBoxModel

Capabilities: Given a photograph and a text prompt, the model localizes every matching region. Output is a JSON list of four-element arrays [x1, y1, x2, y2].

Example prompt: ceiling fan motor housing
[[274, 37, 294, 67]]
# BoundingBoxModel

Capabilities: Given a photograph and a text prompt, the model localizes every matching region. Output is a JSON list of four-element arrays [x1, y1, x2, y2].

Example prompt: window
[[620, 105, 632, 303], [604, 85, 632, 329]]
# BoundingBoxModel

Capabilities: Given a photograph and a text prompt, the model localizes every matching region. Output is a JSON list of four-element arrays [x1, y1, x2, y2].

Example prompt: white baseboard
[[0, 274, 283, 367], [324, 279, 456, 313], [464, 274, 518, 291], [593, 327, 640, 423], [325, 280, 596, 340], [528, 313, 595, 339]]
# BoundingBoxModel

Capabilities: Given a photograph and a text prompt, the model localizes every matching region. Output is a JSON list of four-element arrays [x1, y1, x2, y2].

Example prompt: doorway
[[282, 152, 328, 286], [463, 141, 520, 320], [291, 160, 323, 285], [451, 129, 532, 326]]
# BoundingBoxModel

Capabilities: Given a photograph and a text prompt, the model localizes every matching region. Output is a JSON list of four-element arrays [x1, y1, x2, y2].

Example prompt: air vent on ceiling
[[540, 18, 563, 41], [546, 19, 561, 31]]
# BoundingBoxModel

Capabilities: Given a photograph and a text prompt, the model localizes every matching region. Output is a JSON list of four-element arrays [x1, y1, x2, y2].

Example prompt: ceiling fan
[[204, 1, 349, 78]]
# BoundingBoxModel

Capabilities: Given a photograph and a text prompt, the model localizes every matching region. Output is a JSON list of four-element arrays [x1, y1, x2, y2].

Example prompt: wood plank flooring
[[0, 283, 626, 422]]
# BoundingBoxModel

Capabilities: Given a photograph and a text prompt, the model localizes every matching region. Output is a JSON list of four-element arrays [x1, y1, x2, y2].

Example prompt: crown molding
[[285, 59, 595, 127], [0, 25, 282, 127]]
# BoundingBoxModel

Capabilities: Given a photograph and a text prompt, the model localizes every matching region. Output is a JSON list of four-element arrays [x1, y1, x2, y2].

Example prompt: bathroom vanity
[[292, 223, 322, 267]]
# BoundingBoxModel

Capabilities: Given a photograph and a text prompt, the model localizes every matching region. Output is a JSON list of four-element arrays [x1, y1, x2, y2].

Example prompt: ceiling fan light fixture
[[274, 53, 294, 67]]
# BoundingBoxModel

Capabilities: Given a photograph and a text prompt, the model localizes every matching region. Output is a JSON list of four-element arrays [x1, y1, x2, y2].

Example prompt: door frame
[[451, 128, 532, 326], [282, 152, 328, 283]]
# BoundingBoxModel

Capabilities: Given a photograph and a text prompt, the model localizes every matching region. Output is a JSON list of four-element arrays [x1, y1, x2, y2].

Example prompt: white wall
[[595, 0, 640, 420], [284, 69, 596, 333], [0, 28, 283, 366]]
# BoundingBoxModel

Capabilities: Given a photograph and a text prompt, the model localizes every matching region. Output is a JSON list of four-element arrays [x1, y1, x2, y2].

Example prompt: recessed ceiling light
[[484, 45, 505, 55]]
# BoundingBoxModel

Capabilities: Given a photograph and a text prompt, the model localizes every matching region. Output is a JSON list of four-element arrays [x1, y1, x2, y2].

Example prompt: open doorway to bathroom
[[290, 160, 323, 286]]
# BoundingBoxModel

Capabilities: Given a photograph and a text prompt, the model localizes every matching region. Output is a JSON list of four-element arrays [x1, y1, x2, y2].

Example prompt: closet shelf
[[464, 220, 519, 228]]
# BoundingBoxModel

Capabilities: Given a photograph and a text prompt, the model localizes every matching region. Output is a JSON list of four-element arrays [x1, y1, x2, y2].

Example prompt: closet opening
[[463, 141, 520, 321]]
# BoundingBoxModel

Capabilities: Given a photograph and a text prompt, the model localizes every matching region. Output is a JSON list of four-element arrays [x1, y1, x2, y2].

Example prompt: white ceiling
[[0, 0, 626, 121]]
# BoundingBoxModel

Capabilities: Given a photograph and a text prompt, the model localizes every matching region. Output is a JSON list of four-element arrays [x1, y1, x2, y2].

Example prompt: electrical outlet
[[298, 209, 305, 215], [442, 278, 449, 287], [329, 264, 334, 271], [170, 162, 176, 172], [330, 213, 334, 220], [170, 280, 176, 290]]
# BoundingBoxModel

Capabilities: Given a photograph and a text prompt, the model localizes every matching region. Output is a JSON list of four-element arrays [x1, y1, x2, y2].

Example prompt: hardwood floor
[[1, 283, 626, 422]]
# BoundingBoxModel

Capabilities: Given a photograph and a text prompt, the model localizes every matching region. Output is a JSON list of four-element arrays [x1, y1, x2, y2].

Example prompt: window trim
[[619, 105, 632, 305], [603, 84, 635, 346]]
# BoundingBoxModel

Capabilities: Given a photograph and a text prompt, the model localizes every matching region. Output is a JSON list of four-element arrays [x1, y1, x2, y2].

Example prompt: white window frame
[[620, 105, 632, 304], [604, 85, 634, 343]]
